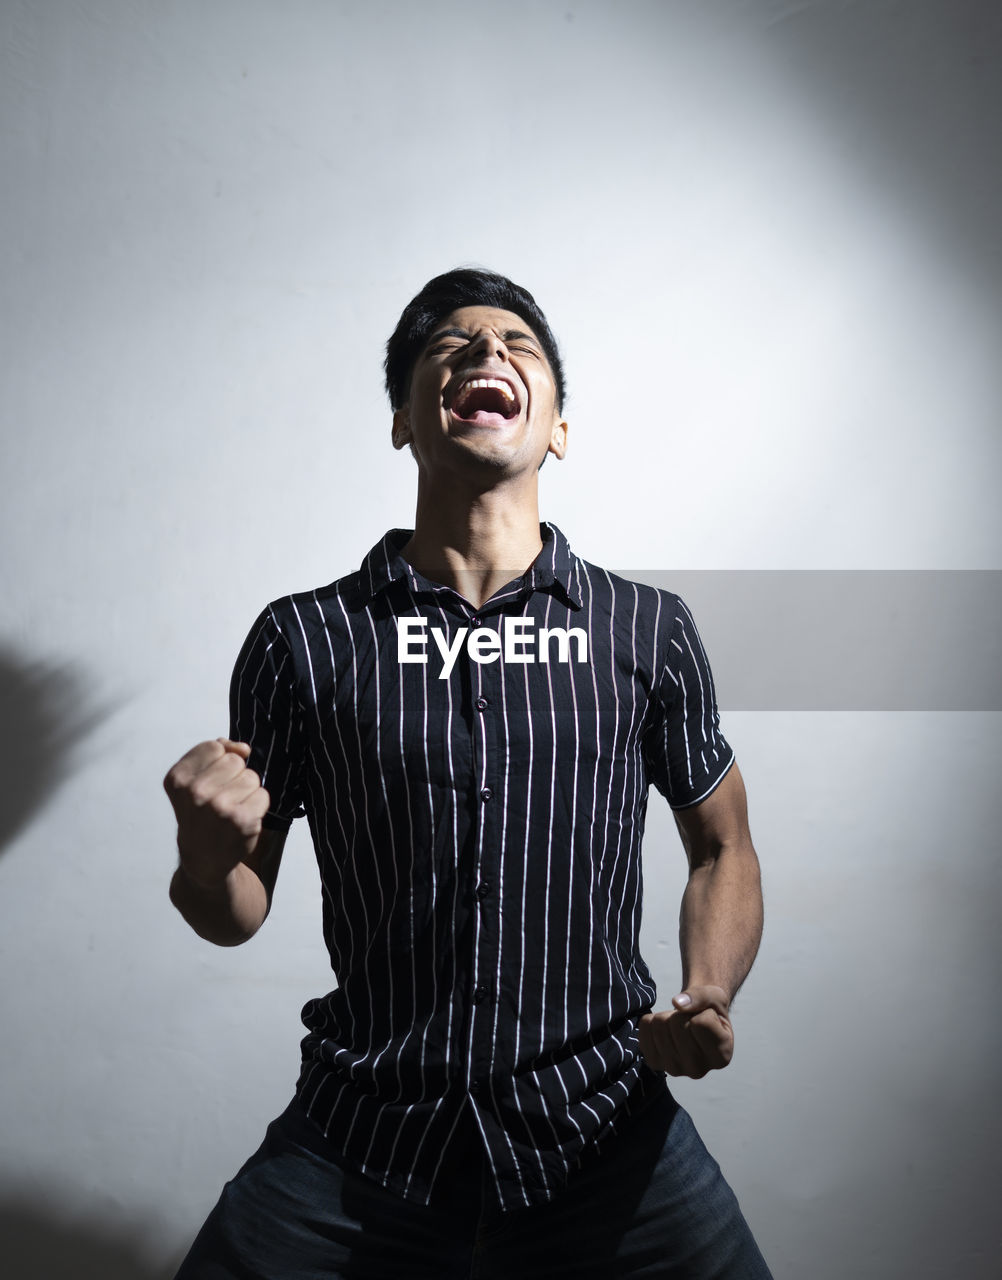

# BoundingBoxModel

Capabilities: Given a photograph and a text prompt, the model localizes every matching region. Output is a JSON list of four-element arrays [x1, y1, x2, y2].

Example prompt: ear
[[546, 415, 569, 461], [391, 407, 412, 451]]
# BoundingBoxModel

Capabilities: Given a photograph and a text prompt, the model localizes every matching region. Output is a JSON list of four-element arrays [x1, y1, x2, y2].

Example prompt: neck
[[400, 472, 545, 610]]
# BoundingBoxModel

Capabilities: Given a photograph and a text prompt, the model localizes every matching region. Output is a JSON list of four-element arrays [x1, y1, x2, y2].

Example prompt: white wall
[[1, 2, 999, 1276]]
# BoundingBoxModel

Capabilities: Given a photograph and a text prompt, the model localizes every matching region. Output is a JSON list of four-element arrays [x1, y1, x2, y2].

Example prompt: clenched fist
[[163, 738, 271, 892], [638, 986, 734, 1079]]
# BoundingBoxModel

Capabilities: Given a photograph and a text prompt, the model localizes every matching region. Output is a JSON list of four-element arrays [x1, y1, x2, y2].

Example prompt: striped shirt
[[229, 521, 734, 1212]]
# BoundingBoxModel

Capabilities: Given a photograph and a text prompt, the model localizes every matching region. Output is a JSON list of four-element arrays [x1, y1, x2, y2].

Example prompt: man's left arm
[[638, 762, 763, 1078]]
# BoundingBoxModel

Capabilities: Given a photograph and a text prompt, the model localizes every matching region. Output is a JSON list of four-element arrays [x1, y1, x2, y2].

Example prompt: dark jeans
[[173, 1086, 772, 1279]]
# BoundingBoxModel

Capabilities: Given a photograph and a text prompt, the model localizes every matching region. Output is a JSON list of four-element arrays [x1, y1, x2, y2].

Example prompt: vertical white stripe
[[539, 589, 558, 1059]]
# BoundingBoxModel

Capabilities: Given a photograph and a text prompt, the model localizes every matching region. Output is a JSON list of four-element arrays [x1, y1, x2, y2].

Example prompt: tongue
[[455, 408, 511, 427]]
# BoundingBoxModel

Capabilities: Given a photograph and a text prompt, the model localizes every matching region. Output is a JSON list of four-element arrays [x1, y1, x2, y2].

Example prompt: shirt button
[[476, 880, 491, 899], [480, 787, 492, 803], [470, 1079, 482, 1094], [471, 615, 482, 627], [473, 984, 489, 1004], [475, 696, 488, 711]]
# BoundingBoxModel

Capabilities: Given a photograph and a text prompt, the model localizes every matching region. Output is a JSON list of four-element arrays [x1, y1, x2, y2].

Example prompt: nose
[[467, 329, 509, 363]]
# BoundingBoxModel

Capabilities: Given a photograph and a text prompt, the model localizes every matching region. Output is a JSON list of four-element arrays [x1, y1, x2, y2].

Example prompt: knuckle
[[187, 740, 222, 770], [188, 780, 211, 807], [209, 793, 235, 819]]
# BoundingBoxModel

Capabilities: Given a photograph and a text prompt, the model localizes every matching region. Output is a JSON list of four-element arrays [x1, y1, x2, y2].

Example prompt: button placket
[[467, 626, 501, 1095]]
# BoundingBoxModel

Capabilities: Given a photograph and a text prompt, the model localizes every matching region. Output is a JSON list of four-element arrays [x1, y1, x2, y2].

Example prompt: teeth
[[456, 378, 516, 402]]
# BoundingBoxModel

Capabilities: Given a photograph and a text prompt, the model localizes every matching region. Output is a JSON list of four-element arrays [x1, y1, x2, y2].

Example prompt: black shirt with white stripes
[[229, 521, 734, 1212]]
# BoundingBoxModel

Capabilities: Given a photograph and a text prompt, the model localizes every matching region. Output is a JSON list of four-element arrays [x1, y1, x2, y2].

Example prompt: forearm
[[679, 839, 763, 1004], [169, 859, 269, 946]]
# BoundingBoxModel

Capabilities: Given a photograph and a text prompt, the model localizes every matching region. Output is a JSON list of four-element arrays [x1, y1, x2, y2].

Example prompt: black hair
[[384, 267, 566, 413]]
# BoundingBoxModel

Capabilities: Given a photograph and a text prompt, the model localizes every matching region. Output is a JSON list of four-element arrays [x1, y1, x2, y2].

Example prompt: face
[[391, 306, 568, 478]]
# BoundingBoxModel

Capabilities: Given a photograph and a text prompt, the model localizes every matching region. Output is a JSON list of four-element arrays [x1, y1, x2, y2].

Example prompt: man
[[164, 267, 772, 1278]]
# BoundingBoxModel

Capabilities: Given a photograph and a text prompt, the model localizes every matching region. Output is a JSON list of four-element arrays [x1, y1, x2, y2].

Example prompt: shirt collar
[[358, 521, 583, 610]]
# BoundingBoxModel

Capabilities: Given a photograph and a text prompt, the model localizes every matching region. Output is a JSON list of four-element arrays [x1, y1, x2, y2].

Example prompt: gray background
[[621, 571, 1002, 709], [1, 2, 1000, 1277]]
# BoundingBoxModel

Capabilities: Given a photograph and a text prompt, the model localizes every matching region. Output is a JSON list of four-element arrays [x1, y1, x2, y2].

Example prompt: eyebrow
[[426, 326, 541, 348]]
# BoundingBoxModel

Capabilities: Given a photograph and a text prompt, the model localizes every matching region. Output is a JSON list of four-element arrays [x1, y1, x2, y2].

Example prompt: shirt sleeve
[[644, 595, 735, 810], [228, 605, 307, 831]]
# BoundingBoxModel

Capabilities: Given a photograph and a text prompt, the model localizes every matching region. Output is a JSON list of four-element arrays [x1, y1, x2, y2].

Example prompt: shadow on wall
[[0, 642, 117, 858], [0, 1196, 173, 1280], [759, 0, 1002, 296]]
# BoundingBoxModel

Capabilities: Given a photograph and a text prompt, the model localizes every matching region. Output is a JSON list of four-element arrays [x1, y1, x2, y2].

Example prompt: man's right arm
[[164, 737, 287, 946]]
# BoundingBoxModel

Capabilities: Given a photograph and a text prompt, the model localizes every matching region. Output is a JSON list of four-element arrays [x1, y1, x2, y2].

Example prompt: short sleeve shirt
[[229, 522, 734, 1211]]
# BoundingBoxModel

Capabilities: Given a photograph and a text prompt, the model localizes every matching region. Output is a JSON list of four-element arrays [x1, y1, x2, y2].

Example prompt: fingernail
[[674, 993, 692, 1007]]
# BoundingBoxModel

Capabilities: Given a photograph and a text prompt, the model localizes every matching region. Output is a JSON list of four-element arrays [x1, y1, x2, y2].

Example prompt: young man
[[164, 268, 772, 1278]]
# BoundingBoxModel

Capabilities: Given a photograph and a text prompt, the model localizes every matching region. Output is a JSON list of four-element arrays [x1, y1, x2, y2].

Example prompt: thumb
[[216, 737, 252, 759], [673, 985, 731, 1016]]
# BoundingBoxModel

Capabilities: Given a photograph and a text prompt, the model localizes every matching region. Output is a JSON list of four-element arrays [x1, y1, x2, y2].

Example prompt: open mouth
[[448, 377, 521, 426]]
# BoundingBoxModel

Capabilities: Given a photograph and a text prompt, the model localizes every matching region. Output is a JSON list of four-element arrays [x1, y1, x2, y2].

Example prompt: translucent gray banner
[[616, 571, 1002, 711]]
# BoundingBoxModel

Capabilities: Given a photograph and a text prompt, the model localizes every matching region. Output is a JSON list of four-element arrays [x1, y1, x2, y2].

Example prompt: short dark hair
[[384, 267, 566, 413]]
